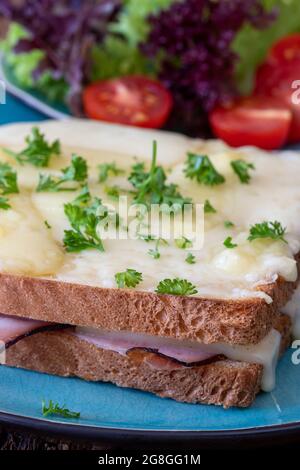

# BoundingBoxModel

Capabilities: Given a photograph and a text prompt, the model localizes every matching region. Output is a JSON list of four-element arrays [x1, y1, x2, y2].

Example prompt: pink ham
[[0, 313, 70, 348], [73, 328, 220, 367]]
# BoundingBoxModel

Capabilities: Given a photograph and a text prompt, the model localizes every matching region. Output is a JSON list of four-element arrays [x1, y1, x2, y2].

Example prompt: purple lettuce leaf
[[0, 0, 121, 115], [141, 0, 276, 136]]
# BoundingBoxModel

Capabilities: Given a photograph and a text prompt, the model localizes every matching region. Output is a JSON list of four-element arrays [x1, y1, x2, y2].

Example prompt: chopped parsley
[[223, 236, 238, 249], [0, 196, 10, 210], [115, 269, 143, 288], [128, 141, 191, 210], [224, 220, 235, 228], [42, 400, 80, 419], [185, 253, 196, 264], [147, 237, 168, 259], [98, 162, 124, 183], [231, 159, 255, 184], [248, 221, 287, 243], [0, 162, 19, 196], [4, 127, 60, 167], [175, 237, 193, 249], [44, 220, 51, 229], [184, 153, 225, 186], [37, 154, 88, 192], [155, 278, 198, 296], [63, 197, 110, 253], [105, 185, 121, 200], [204, 199, 216, 214], [73, 184, 91, 205]]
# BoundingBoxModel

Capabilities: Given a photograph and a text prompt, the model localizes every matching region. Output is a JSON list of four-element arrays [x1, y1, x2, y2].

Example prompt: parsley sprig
[[204, 199, 216, 214], [147, 237, 168, 259], [4, 127, 60, 167], [115, 269, 143, 288], [98, 162, 124, 183], [155, 278, 198, 296], [128, 141, 191, 210], [248, 221, 287, 243], [37, 154, 88, 192], [0, 162, 19, 209], [175, 237, 193, 249], [42, 400, 80, 419], [184, 153, 225, 186], [0, 197, 10, 210], [63, 194, 110, 253], [231, 160, 255, 184], [223, 236, 238, 249], [224, 220, 235, 228], [185, 253, 196, 264]]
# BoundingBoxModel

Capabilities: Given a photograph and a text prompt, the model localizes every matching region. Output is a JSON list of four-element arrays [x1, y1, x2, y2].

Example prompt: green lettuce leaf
[[91, 0, 175, 80]]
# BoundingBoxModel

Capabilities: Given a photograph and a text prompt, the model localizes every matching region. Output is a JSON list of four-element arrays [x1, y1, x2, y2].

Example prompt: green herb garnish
[[4, 127, 60, 167], [175, 237, 192, 249], [63, 197, 109, 253], [98, 162, 124, 183], [155, 278, 198, 296], [0, 196, 11, 210], [147, 237, 168, 259], [204, 199, 216, 214], [0, 162, 19, 195], [231, 160, 255, 184], [42, 400, 80, 419], [115, 269, 143, 288], [44, 220, 51, 229], [223, 236, 238, 249], [73, 184, 91, 205], [248, 221, 287, 243], [105, 185, 121, 200], [185, 253, 196, 264], [184, 153, 225, 186], [128, 141, 191, 210], [224, 220, 235, 228], [37, 154, 87, 192]]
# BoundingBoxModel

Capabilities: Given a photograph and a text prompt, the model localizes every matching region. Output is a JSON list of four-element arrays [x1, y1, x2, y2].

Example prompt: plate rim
[[1, 410, 300, 443]]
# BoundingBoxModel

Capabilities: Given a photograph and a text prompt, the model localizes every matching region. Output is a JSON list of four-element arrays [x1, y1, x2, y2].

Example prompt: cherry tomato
[[83, 76, 173, 129], [209, 96, 291, 150], [255, 60, 300, 143], [267, 33, 300, 65]]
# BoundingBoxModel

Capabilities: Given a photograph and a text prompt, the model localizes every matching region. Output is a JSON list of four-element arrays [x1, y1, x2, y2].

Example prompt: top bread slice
[[0, 120, 299, 346], [0, 266, 298, 346]]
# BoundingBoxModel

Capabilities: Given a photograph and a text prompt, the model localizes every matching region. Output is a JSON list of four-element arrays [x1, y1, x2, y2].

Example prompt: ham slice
[[73, 327, 221, 368], [0, 313, 70, 348]]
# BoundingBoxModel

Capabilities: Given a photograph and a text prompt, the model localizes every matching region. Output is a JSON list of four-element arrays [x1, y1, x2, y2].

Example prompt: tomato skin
[[83, 76, 173, 129], [255, 60, 300, 143], [267, 33, 300, 65], [209, 97, 291, 150]]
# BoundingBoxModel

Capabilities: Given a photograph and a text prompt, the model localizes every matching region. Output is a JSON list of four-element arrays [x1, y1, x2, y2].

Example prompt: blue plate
[[0, 92, 300, 442]]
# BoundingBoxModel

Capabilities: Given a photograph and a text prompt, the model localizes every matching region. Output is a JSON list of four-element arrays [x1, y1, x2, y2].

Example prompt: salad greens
[[1, 0, 297, 134]]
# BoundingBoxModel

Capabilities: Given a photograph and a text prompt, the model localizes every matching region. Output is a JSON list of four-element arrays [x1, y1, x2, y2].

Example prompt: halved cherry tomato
[[255, 60, 300, 143], [209, 96, 291, 150], [83, 76, 173, 129], [267, 33, 300, 65]]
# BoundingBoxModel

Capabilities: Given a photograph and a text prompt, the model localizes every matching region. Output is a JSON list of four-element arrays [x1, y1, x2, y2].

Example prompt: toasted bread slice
[[5, 314, 291, 408], [0, 262, 298, 346]]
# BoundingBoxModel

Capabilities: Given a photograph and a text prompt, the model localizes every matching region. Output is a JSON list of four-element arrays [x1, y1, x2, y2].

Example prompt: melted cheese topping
[[282, 284, 300, 339], [0, 121, 299, 301]]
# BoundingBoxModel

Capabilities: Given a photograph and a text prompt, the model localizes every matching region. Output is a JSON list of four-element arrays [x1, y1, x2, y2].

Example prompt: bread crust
[[0, 262, 298, 345]]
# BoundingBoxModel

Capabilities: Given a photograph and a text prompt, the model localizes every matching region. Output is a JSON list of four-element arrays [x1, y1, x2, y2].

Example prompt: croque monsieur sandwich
[[0, 119, 299, 408]]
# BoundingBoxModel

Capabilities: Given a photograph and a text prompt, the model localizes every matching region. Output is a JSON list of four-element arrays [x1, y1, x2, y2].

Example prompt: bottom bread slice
[[4, 313, 291, 408]]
